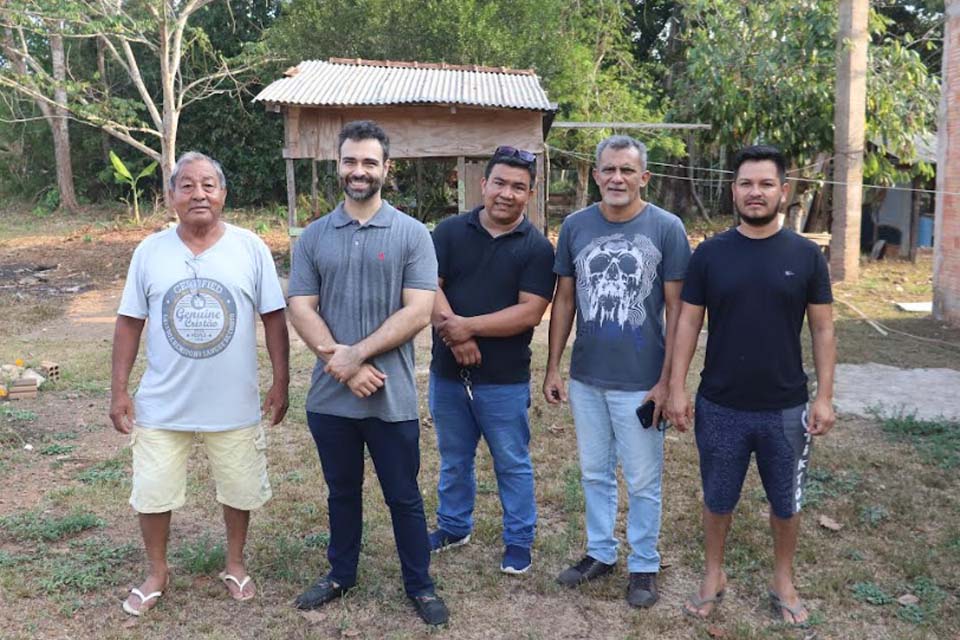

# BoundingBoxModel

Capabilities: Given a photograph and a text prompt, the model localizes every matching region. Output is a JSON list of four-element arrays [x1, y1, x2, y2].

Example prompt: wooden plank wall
[[281, 104, 547, 229], [284, 106, 544, 160]]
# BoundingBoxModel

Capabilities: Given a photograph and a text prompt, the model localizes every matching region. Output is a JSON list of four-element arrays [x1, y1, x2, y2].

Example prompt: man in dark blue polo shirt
[[428, 146, 556, 575]]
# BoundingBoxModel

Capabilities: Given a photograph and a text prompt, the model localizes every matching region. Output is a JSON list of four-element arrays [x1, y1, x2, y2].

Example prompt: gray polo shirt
[[288, 201, 437, 422]]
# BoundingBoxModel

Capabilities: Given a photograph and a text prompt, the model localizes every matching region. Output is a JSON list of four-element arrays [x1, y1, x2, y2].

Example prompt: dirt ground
[[1, 213, 958, 640]]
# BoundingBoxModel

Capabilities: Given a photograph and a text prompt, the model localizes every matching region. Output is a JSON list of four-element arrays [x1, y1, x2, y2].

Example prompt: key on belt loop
[[459, 369, 474, 401]]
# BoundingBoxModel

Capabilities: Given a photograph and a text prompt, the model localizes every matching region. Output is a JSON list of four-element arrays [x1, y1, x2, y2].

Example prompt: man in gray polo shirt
[[287, 120, 448, 626]]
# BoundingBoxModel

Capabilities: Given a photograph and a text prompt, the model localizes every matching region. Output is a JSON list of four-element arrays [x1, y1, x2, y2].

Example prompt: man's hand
[[320, 344, 364, 383], [262, 382, 289, 426], [109, 391, 135, 434], [346, 364, 387, 398], [807, 394, 835, 436], [665, 386, 693, 433], [436, 312, 473, 346], [450, 338, 482, 367], [543, 368, 567, 405], [641, 380, 670, 427]]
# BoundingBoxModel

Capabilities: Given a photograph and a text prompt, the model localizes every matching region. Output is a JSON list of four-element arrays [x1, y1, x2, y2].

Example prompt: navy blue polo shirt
[[431, 207, 556, 384]]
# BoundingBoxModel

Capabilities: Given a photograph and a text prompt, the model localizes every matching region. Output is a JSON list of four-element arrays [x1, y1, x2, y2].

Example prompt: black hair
[[337, 120, 390, 161], [731, 145, 787, 183], [484, 155, 536, 188]]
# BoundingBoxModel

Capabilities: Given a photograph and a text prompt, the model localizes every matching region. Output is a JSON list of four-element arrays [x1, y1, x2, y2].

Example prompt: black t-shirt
[[681, 228, 833, 410], [431, 207, 556, 384]]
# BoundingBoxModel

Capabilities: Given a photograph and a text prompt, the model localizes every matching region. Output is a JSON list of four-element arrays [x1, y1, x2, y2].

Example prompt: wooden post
[[908, 175, 922, 262], [830, 0, 869, 281], [416, 158, 425, 220], [544, 146, 552, 234], [457, 156, 466, 212], [311, 159, 319, 216], [286, 158, 297, 230], [527, 152, 545, 232]]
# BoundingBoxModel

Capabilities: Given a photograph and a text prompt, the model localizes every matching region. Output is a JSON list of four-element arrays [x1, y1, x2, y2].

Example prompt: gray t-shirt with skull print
[[554, 202, 690, 391]]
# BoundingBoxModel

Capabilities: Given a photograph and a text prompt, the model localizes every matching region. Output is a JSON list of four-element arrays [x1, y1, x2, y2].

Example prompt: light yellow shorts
[[129, 424, 272, 514]]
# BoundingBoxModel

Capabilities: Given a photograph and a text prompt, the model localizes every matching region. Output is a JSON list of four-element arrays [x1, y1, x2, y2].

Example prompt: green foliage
[[38, 537, 136, 595], [859, 505, 890, 527], [172, 535, 226, 575], [75, 458, 127, 485], [676, 0, 938, 184], [851, 581, 894, 605], [802, 468, 860, 508], [109, 151, 158, 224], [303, 532, 330, 549], [0, 509, 104, 542], [32, 189, 60, 218], [876, 411, 960, 469], [1, 406, 38, 422], [895, 576, 948, 625], [0, 550, 26, 568], [38, 443, 76, 456]]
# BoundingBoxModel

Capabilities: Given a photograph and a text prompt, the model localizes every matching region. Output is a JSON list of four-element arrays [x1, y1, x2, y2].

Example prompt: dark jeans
[[307, 412, 434, 597]]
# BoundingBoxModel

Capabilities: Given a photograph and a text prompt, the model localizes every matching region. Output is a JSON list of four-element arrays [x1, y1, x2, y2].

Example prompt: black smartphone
[[636, 399, 656, 428], [636, 399, 668, 431]]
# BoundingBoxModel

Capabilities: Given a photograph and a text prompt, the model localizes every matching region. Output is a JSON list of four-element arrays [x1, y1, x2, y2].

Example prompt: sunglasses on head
[[493, 145, 537, 167]]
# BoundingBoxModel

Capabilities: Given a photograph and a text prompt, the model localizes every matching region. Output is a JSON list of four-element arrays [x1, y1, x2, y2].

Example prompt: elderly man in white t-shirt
[[110, 151, 289, 616]]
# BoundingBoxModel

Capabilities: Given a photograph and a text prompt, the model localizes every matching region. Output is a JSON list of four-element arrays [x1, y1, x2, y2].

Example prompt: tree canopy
[[0, 0, 946, 216]]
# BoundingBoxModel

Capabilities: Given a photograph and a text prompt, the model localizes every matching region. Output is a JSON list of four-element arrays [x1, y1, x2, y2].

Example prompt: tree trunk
[[96, 37, 112, 163], [49, 31, 79, 214], [686, 134, 711, 223], [575, 159, 590, 211]]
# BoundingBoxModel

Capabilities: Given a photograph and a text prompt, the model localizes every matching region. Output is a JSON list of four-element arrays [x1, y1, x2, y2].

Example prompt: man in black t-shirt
[[428, 147, 556, 576], [665, 145, 836, 625]]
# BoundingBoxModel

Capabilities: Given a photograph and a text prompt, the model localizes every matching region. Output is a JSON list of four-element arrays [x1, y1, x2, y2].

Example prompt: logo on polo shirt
[[378, 251, 385, 261], [161, 278, 237, 359]]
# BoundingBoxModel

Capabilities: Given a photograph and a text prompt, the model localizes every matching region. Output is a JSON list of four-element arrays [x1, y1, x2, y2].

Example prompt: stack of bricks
[[8, 378, 38, 400]]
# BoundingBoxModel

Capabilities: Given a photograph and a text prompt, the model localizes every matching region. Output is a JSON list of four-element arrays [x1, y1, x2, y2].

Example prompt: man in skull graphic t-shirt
[[544, 135, 690, 608]]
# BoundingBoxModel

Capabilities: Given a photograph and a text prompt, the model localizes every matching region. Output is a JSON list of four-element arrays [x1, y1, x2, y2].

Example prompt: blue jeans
[[428, 374, 536, 548], [306, 412, 434, 597], [567, 378, 664, 573]]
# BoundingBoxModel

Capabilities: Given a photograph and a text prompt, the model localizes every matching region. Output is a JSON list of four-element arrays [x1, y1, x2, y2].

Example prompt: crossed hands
[[436, 312, 481, 368], [318, 344, 387, 398]]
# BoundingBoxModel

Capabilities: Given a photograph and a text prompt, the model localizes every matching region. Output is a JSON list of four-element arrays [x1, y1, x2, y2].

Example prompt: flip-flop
[[682, 589, 725, 620], [122, 586, 164, 616], [219, 571, 256, 602], [768, 588, 810, 627]]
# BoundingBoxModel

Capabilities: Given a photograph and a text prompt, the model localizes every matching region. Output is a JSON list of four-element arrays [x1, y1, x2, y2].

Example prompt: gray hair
[[595, 135, 647, 169], [169, 151, 227, 191]]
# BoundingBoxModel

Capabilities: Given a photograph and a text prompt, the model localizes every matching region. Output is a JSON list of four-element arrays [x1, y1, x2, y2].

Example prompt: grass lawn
[[0, 209, 958, 639]]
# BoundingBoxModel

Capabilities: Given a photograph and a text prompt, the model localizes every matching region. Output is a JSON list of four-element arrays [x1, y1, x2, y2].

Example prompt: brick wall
[[934, 0, 960, 325]]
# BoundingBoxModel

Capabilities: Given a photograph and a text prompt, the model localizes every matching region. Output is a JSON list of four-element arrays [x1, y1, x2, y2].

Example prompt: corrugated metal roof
[[254, 59, 553, 111]]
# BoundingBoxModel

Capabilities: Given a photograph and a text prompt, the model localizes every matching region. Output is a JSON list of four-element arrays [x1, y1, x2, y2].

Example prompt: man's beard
[[341, 175, 382, 201], [736, 202, 779, 227]]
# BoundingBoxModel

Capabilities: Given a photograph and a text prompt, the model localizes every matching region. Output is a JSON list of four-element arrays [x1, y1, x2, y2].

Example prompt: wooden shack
[[254, 58, 557, 233]]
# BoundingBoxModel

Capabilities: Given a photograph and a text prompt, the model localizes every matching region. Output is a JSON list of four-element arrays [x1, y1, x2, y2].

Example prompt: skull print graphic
[[573, 234, 661, 328]]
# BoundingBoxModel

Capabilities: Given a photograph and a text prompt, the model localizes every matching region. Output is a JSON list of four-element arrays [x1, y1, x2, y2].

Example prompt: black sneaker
[[409, 592, 449, 625], [626, 572, 659, 608], [556, 555, 616, 587], [294, 577, 349, 610]]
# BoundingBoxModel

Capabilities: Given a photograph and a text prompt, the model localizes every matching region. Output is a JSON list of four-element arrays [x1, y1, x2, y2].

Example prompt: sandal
[[682, 588, 725, 620], [768, 588, 809, 627], [122, 585, 164, 616], [219, 571, 256, 601]]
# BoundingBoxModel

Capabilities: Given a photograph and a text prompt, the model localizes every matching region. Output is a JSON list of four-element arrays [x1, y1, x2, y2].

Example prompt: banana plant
[[110, 150, 158, 224]]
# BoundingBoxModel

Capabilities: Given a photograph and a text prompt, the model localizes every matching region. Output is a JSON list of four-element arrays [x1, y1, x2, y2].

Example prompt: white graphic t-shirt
[[118, 224, 286, 431]]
